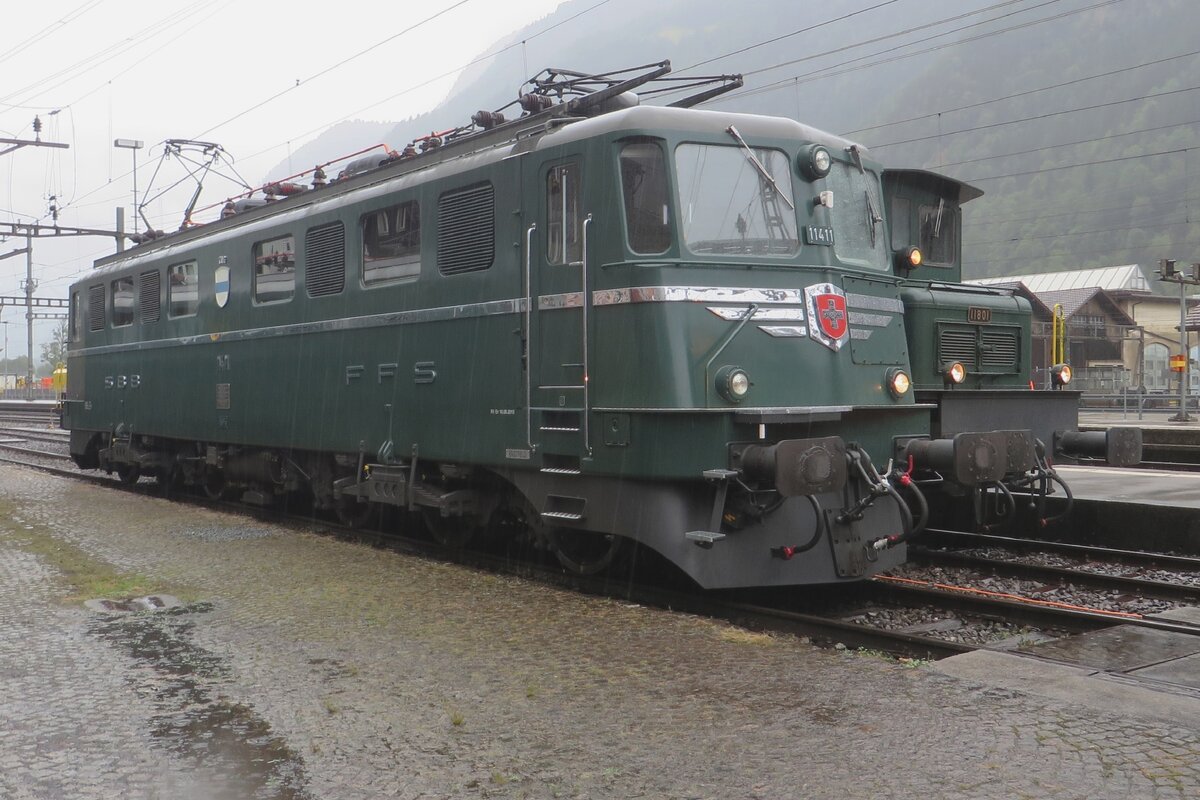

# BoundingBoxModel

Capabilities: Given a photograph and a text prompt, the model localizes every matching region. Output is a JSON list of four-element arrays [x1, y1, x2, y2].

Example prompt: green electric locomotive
[[61, 62, 1137, 588]]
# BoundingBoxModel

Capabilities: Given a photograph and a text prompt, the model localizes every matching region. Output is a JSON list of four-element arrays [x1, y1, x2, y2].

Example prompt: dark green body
[[63, 105, 1050, 588]]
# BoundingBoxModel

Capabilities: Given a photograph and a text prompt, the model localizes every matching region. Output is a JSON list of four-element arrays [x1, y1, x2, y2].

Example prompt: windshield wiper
[[932, 197, 945, 238], [864, 190, 882, 248], [725, 125, 795, 210]]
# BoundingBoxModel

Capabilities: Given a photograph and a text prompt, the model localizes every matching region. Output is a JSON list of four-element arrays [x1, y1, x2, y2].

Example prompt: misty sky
[[0, 0, 566, 357]]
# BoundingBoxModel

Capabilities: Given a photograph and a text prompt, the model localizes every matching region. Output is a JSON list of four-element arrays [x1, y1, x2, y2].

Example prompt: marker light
[[799, 145, 832, 180], [1051, 363, 1073, 388], [886, 368, 911, 398], [716, 366, 751, 402], [944, 362, 967, 385]]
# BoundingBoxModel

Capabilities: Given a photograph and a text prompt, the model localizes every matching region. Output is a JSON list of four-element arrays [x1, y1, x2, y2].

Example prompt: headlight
[[1051, 363, 1073, 387], [895, 246, 922, 270], [886, 368, 911, 398], [944, 361, 967, 385], [715, 366, 751, 402], [799, 144, 832, 180]]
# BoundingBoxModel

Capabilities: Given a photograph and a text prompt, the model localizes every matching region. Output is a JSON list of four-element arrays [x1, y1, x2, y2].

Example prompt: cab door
[[524, 156, 592, 468]]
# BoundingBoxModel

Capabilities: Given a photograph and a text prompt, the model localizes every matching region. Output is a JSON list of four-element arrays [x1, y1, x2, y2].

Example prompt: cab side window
[[619, 141, 670, 254], [546, 163, 581, 265]]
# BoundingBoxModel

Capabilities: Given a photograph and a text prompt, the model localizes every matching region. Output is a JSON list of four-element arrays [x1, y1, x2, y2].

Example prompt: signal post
[[1157, 259, 1200, 422]]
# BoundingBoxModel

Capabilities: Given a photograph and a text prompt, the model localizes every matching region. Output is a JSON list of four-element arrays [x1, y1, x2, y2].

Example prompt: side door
[[524, 155, 593, 468]]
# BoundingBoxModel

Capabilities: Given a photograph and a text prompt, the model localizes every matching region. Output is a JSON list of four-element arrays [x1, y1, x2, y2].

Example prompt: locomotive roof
[[85, 103, 868, 280]]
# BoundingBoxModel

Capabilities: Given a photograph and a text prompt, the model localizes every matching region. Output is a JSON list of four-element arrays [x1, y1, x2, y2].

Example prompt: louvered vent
[[139, 271, 160, 323], [88, 285, 105, 332], [939, 328, 977, 369], [306, 222, 345, 297], [438, 183, 494, 275], [981, 328, 1019, 371]]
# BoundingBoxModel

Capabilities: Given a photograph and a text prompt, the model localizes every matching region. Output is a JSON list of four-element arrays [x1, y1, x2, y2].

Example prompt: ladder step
[[540, 467, 582, 475], [541, 511, 585, 521], [539, 426, 581, 432]]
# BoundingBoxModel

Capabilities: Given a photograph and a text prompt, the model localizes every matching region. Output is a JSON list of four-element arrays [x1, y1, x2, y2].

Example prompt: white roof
[[966, 264, 1151, 294]]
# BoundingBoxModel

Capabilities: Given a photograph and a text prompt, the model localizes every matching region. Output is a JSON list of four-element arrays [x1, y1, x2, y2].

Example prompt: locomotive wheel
[[548, 527, 623, 575], [202, 468, 228, 500], [334, 494, 373, 528], [421, 508, 477, 548], [115, 464, 140, 485]]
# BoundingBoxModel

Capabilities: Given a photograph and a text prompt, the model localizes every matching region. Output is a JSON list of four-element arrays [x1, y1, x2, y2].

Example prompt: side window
[[88, 285, 105, 332], [619, 141, 670, 255], [546, 163, 581, 264], [919, 202, 957, 266], [437, 183, 494, 276], [363, 201, 420, 285], [254, 235, 296, 303], [139, 270, 160, 324], [169, 261, 199, 317], [306, 222, 346, 297], [111, 276, 135, 327], [70, 290, 83, 342]]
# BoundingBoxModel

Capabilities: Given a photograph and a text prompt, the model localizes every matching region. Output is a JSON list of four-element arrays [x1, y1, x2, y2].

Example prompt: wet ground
[[3, 462, 1200, 799]]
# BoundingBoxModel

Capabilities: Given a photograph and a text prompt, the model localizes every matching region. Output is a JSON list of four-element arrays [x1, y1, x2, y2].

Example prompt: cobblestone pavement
[[2, 463, 1200, 799]]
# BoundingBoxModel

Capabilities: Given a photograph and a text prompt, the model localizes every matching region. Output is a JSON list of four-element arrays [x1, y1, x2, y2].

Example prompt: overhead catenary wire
[[697, 0, 1119, 107], [188, 0, 477, 141], [868, 85, 1200, 149], [843, 48, 1200, 136]]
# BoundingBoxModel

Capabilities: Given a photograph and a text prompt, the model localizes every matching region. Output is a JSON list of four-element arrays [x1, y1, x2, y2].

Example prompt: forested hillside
[[275, 0, 1199, 283]]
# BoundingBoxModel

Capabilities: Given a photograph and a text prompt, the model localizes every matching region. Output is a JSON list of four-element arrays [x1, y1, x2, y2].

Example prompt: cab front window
[[827, 161, 888, 270], [675, 143, 798, 257]]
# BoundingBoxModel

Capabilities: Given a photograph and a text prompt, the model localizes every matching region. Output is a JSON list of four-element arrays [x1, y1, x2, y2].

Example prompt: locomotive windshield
[[675, 143, 799, 257], [826, 161, 888, 270]]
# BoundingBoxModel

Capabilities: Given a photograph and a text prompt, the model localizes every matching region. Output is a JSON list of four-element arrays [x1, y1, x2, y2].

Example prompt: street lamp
[[114, 138, 144, 234]]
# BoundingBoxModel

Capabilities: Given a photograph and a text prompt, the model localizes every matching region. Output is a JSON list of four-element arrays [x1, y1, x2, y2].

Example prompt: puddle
[[90, 603, 312, 799], [84, 594, 182, 613]]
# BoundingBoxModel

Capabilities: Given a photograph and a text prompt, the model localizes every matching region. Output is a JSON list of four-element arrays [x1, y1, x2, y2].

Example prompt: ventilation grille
[[88, 285, 105, 332], [437, 183, 494, 275], [981, 329, 1019, 370], [306, 222, 345, 297], [938, 328, 977, 369], [139, 271, 160, 323]]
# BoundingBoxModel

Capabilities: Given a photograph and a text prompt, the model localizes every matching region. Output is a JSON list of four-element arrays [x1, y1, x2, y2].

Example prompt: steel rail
[[923, 528, 1200, 571], [910, 546, 1200, 604], [868, 576, 1200, 638]]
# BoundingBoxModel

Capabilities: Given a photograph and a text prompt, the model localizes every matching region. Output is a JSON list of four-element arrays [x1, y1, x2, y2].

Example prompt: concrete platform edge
[[932, 649, 1200, 728]]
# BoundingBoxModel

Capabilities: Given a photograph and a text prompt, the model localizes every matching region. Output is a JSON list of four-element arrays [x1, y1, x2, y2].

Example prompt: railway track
[[2, 447, 1198, 663]]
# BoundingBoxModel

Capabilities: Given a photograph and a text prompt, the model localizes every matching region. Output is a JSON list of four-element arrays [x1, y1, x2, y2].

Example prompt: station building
[[968, 265, 1200, 394]]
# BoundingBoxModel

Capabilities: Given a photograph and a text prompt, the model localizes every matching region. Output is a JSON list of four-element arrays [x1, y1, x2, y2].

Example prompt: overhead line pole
[[0, 221, 124, 397]]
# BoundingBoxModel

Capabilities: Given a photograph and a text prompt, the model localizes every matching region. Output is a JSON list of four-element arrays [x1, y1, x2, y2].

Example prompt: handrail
[[581, 214, 593, 455], [524, 222, 537, 452]]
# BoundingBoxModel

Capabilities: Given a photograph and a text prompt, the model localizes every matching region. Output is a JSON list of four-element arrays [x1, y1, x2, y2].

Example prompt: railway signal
[[1156, 258, 1200, 421]]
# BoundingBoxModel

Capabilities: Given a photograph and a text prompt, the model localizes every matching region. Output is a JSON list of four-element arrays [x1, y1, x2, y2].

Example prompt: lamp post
[[114, 138, 144, 234], [1157, 259, 1200, 422]]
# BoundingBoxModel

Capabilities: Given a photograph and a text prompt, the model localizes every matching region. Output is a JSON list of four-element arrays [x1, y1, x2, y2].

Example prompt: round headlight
[[715, 366, 751, 402], [945, 362, 967, 385], [886, 368, 911, 398], [799, 144, 832, 180], [894, 246, 922, 271], [1051, 363, 1073, 387]]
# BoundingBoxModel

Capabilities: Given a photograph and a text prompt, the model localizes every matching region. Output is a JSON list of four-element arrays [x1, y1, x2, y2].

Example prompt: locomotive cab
[[882, 168, 1140, 500]]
